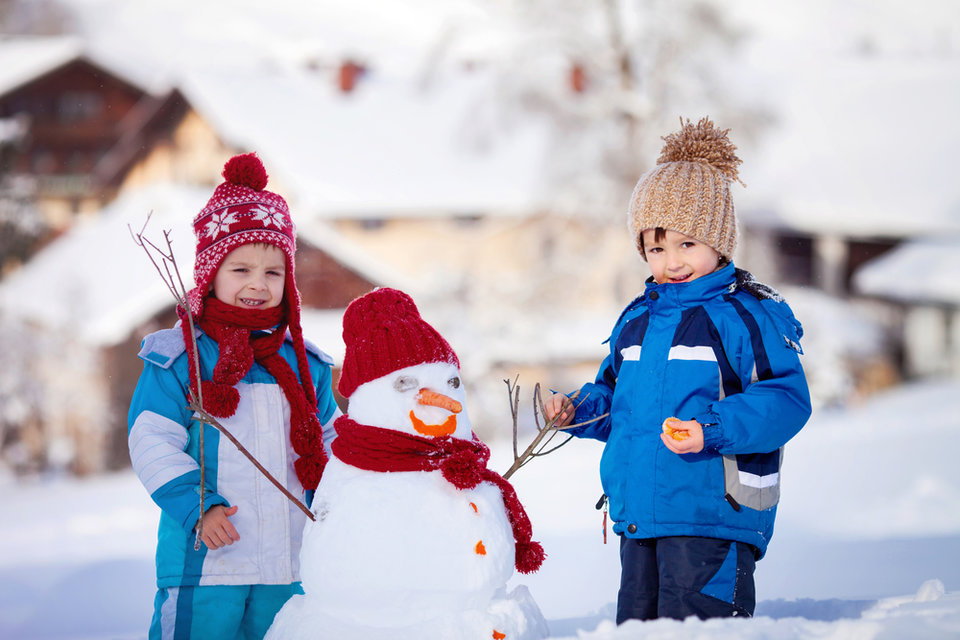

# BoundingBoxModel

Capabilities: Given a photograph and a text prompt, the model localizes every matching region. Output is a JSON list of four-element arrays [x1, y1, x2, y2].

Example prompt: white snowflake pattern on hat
[[204, 208, 242, 240], [250, 203, 289, 230]]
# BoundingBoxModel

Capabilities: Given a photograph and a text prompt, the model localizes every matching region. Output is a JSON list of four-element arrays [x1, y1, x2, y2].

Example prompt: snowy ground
[[2, 379, 959, 639]]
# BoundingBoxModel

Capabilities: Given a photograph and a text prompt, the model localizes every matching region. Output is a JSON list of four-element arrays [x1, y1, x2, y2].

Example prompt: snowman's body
[[267, 361, 548, 640]]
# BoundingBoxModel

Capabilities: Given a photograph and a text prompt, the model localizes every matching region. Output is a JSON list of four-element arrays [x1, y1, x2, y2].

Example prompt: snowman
[[267, 288, 548, 640]]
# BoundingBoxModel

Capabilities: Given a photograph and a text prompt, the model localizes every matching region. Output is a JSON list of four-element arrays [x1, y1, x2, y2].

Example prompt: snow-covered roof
[[0, 183, 207, 346], [737, 57, 960, 239], [853, 235, 960, 306], [0, 182, 417, 347], [178, 65, 550, 219], [0, 36, 82, 97], [0, 35, 160, 98], [294, 218, 416, 294]]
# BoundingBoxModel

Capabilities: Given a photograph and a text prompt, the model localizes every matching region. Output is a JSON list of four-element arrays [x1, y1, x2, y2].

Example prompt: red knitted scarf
[[179, 297, 327, 490], [331, 415, 545, 574]]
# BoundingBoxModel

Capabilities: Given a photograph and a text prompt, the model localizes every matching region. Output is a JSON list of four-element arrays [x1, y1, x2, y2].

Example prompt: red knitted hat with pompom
[[188, 152, 297, 317], [338, 288, 459, 398]]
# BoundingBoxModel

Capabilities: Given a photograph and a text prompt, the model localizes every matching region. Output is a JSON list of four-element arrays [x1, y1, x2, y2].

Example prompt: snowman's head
[[338, 288, 473, 438], [347, 361, 472, 439]]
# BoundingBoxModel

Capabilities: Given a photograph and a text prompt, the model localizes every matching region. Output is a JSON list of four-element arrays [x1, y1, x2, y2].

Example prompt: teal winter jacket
[[128, 326, 340, 588], [570, 263, 811, 557]]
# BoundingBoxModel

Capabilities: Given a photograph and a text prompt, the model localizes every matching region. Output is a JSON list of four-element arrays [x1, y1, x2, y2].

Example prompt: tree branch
[[501, 377, 608, 480]]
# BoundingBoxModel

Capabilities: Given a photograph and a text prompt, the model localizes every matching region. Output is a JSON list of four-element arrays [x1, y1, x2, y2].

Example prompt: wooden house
[[0, 38, 191, 235]]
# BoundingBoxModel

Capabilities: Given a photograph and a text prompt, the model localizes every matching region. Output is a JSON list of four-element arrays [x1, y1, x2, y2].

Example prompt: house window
[[453, 213, 482, 226], [846, 239, 897, 291], [32, 150, 57, 173], [776, 234, 814, 286], [359, 218, 385, 230], [58, 92, 103, 123], [66, 151, 88, 173]]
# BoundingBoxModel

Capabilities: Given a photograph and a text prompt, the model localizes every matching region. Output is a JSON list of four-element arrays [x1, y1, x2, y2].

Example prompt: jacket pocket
[[722, 450, 782, 512]]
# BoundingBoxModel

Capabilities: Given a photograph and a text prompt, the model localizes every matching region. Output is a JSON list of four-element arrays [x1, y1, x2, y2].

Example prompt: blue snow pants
[[149, 583, 302, 640], [616, 535, 758, 623]]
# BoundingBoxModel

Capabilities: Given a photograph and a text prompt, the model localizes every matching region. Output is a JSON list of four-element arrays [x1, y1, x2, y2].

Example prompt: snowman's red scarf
[[179, 297, 327, 490], [332, 415, 545, 574]]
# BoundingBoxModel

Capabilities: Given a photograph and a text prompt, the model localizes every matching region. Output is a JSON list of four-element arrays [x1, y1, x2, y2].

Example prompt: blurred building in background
[[0, 0, 957, 476]]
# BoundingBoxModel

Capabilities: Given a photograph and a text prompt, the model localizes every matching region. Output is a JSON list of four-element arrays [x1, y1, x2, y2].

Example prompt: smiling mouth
[[669, 273, 692, 283], [240, 298, 267, 306], [409, 411, 457, 437]]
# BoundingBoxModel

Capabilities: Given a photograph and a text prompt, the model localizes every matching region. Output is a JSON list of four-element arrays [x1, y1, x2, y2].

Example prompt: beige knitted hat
[[628, 117, 743, 260]]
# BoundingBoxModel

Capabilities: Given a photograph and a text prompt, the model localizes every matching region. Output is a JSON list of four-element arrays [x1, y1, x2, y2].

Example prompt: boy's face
[[641, 228, 721, 285], [211, 243, 286, 309]]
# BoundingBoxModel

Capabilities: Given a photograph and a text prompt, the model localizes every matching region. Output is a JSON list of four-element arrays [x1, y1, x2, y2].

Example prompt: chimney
[[338, 60, 366, 93], [569, 62, 587, 94]]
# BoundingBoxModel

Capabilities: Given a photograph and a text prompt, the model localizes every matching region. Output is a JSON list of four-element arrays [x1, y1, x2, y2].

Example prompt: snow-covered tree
[[421, 0, 768, 314], [447, 0, 763, 218]]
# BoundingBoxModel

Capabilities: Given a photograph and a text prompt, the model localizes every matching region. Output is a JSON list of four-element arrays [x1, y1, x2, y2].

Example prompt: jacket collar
[[642, 262, 736, 307]]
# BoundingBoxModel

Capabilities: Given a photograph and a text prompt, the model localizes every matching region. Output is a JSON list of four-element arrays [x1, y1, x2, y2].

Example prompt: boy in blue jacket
[[128, 153, 340, 639], [545, 118, 811, 622]]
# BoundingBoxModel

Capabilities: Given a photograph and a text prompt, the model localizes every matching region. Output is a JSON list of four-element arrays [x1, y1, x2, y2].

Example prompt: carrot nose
[[416, 389, 462, 413]]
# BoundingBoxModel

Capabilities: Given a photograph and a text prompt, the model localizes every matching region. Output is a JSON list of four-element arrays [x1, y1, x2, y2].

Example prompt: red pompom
[[200, 380, 240, 417], [515, 540, 546, 574], [222, 152, 268, 191], [440, 450, 483, 489]]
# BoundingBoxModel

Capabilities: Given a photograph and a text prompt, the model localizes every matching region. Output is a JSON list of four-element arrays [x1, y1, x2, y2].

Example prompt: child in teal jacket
[[128, 153, 340, 639]]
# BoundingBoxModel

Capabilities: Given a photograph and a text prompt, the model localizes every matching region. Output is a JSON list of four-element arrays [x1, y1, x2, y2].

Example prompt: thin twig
[[508, 376, 520, 461], [501, 377, 610, 480], [130, 216, 208, 547]]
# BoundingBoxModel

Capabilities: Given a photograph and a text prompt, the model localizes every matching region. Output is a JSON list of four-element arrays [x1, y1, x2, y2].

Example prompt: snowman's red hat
[[338, 288, 459, 398]]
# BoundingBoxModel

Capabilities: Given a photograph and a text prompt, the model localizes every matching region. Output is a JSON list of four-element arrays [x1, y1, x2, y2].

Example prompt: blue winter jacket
[[570, 263, 811, 557], [127, 326, 340, 588]]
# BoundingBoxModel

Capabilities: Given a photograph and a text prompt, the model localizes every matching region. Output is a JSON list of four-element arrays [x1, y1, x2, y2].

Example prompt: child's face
[[211, 243, 286, 309], [641, 229, 721, 285]]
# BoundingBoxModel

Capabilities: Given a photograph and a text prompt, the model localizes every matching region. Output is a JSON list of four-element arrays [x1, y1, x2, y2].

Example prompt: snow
[[723, 0, 960, 238], [0, 182, 208, 346], [853, 235, 960, 306], [0, 36, 82, 96], [176, 65, 551, 218], [733, 57, 960, 237], [2, 377, 959, 639]]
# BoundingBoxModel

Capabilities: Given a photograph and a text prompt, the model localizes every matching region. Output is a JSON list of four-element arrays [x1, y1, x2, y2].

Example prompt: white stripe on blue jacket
[[570, 263, 811, 557], [128, 326, 340, 587]]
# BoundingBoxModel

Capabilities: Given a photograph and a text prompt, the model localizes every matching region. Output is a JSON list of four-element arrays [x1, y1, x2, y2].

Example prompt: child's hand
[[660, 418, 704, 454], [198, 504, 240, 550], [544, 393, 575, 427]]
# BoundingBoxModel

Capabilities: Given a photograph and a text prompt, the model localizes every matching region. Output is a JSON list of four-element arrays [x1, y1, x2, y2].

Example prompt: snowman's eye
[[448, 376, 461, 389], [393, 376, 418, 392]]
